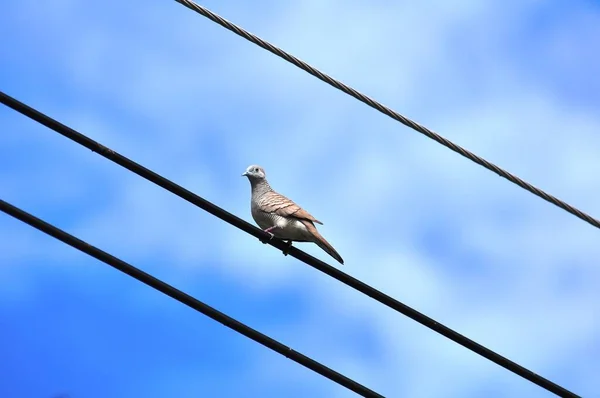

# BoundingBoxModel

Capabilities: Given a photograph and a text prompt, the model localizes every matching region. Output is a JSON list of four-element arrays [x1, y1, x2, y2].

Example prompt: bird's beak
[[241, 172, 248, 177]]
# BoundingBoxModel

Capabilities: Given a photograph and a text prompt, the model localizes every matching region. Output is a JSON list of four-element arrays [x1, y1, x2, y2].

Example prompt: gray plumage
[[242, 164, 344, 265]]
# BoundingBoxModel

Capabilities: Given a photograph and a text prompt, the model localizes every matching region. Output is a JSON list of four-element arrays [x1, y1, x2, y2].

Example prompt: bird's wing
[[258, 190, 323, 225]]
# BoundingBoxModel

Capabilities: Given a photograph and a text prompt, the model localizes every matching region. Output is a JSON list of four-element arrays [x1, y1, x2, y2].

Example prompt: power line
[[0, 92, 579, 397], [0, 199, 383, 398], [173, 0, 600, 234]]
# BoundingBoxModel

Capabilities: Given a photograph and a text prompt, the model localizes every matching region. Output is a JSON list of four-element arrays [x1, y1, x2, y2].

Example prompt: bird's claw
[[260, 231, 275, 244]]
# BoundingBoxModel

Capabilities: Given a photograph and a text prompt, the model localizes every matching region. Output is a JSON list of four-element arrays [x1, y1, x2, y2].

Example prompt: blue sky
[[1, 0, 600, 397]]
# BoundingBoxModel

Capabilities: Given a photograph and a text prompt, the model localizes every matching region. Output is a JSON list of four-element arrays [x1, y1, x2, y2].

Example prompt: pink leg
[[264, 226, 277, 234], [260, 226, 276, 243]]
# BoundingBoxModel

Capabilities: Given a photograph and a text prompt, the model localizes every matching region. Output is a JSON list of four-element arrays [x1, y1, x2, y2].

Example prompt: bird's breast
[[251, 203, 272, 229]]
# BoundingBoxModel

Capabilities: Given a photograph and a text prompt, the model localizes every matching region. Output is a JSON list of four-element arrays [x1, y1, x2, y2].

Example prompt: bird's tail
[[314, 235, 344, 265], [301, 220, 344, 265]]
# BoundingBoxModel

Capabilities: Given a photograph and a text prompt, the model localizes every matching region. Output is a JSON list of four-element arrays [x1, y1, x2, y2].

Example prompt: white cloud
[[2, 0, 600, 397]]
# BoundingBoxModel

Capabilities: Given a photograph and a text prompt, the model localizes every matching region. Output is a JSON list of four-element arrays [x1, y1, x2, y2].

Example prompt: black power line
[[0, 199, 383, 398], [173, 0, 600, 234], [0, 92, 579, 397]]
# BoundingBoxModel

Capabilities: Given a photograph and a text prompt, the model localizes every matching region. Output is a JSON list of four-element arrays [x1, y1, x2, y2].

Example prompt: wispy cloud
[[1, 0, 599, 397]]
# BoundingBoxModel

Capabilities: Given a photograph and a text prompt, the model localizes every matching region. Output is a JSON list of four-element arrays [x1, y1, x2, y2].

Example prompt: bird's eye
[[254, 168, 258, 172]]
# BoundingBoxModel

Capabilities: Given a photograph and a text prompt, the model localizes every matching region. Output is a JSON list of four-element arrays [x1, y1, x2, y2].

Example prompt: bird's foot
[[260, 228, 276, 244], [282, 240, 293, 256]]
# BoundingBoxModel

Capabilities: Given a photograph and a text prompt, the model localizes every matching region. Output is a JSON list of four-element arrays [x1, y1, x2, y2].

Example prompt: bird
[[242, 164, 344, 265]]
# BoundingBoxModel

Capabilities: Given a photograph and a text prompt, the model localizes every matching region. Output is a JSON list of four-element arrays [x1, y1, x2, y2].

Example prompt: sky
[[1, 0, 599, 397]]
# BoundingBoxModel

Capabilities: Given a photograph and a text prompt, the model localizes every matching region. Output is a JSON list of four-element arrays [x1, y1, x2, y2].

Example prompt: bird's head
[[242, 164, 266, 181]]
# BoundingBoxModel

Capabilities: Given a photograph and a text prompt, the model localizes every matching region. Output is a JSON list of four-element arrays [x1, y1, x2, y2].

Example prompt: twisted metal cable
[[0, 199, 383, 398], [174, 0, 600, 232], [0, 91, 580, 398]]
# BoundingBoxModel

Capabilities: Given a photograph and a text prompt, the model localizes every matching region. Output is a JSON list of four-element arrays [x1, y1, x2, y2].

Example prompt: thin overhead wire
[[0, 92, 579, 398], [0, 199, 383, 398], [173, 0, 600, 233]]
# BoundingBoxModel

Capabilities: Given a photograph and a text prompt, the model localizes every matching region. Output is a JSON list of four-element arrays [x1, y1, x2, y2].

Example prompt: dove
[[242, 164, 344, 265]]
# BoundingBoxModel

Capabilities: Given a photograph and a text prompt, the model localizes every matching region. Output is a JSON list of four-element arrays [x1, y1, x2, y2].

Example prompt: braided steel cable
[[174, 0, 600, 232]]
